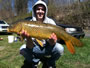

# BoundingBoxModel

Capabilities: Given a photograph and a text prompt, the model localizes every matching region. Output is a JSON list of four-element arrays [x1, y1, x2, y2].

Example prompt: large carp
[[7, 20, 83, 54]]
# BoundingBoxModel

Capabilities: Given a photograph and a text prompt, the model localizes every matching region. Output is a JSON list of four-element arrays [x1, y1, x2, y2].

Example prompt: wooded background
[[0, 0, 90, 29]]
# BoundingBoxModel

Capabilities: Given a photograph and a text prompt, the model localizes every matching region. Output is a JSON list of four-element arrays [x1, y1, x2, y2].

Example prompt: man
[[20, 1, 64, 68]]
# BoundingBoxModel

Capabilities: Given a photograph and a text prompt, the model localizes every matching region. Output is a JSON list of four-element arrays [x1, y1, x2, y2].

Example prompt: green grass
[[0, 35, 90, 68]]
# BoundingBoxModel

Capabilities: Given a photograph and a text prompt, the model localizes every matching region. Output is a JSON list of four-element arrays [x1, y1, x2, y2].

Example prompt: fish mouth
[[7, 28, 9, 32], [7, 25, 13, 32]]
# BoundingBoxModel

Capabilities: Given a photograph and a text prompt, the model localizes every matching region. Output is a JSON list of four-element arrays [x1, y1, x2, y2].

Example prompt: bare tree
[[0, 0, 14, 19], [15, 0, 28, 15]]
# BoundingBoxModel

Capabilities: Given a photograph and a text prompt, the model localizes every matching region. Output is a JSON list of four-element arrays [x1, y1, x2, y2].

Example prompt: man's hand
[[20, 30, 34, 48], [20, 30, 30, 37], [48, 33, 57, 46]]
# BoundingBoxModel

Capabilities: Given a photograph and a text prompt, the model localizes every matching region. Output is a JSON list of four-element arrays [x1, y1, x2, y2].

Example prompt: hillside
[[4, 1, 90, 30], [48, 1, 90, 29]]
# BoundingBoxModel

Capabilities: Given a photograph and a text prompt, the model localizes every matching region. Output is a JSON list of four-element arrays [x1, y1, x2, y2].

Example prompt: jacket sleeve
[[45, 17, 56, 25]]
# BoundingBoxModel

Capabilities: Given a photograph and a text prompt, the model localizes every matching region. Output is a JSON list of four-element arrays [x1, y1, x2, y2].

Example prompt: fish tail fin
[[65, 36, 83, 54], [71, 36, 83, 47], [65, 40, 75, 54]]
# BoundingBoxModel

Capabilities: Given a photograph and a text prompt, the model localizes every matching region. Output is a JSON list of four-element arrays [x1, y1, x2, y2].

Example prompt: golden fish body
[[8, 20, 83, 54], [8, 21, 64, 39]]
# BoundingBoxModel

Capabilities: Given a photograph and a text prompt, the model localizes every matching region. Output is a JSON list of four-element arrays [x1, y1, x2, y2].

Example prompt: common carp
[[7, 20, 83, 54]]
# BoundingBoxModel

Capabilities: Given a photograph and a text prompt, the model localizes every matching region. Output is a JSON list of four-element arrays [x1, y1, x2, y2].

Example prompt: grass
[[0, 34, 90, 68]]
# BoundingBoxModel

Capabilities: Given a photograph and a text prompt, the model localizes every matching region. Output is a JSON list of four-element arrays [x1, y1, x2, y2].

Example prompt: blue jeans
[[20, 43, 64, 67]]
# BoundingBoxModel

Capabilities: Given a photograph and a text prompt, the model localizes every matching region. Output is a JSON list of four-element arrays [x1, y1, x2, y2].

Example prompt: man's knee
[[53, 43, 64, 55], [20, 48, 33, 62]]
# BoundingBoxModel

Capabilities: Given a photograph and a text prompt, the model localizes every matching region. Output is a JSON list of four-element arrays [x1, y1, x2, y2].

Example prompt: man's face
[[35, 5, 45, 21]]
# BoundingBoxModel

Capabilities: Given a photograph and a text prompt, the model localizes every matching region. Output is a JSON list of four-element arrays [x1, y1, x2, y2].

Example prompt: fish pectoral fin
[[20, 35, 25, 42], [65, 40, 75, 54], [36, 39, 43, 47]]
